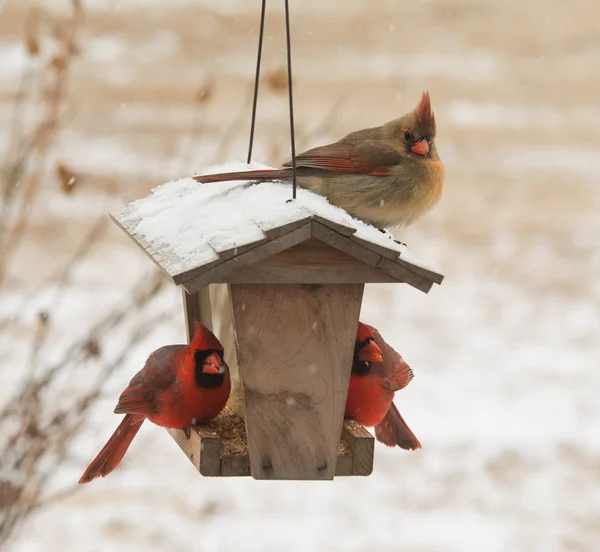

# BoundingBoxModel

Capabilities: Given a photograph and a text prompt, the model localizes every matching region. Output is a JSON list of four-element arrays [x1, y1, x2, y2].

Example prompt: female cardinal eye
[[403, 131, 413, 142]]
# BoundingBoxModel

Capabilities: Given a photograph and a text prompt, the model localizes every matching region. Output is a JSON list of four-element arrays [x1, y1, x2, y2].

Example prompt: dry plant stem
[[0, 5, 81, 288], [0, 271, 175, 546]]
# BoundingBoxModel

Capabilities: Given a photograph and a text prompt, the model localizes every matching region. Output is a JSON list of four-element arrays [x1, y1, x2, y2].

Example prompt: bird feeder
[[110, 171, 443, 480]]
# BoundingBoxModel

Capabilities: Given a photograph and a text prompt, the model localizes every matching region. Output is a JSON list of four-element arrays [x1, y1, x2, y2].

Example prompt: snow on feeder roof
[[111, 161, 443, 294]]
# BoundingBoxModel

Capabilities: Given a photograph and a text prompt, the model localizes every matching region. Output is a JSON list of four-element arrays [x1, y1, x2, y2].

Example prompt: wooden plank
[[311, 214, 356, 236], [311, 221, 382, 268], [167, 426, 221, 477], [253, 211, 314, 239], [350, 232, 444, 286], [182, 287, 213, 341], [210, 284, 241, 392], [166, 413, 371, 478], [221, 454, 250, 477], [395, 256, 445, 285], [230, 282, 364, 480], [111, 211, 226, 285], [171, 257, 224, 285], [109, 212, 174, 280], [350, 233, 399, 260], [341, 419, 375, 476], [182, 223, 312, 292], [222, 238, 397, 284], [175, 217, 317, 285], [376, 256, 434, 294], [335, 446, 354, 476], [212, 237, 270, 262]]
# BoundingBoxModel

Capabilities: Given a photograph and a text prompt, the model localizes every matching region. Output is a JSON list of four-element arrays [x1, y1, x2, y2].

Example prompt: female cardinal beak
[[357, 340, 384, 363], [202, 352, 223, 375], [410, 139, 430, 156]]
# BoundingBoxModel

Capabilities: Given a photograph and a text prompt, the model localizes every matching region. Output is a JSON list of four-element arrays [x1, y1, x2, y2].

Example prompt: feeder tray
[[110, 175, 443, 480], [166, 406, 374, 477]]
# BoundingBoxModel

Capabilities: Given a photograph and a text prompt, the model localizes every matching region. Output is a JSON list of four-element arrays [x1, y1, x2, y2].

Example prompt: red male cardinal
[[79, 321, 231, 483], [193, 91, 443, 229], [346, 322, 421, 450]]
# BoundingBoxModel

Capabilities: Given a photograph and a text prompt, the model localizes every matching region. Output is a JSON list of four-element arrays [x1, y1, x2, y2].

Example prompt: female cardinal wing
[[283, 140, 403, 176]]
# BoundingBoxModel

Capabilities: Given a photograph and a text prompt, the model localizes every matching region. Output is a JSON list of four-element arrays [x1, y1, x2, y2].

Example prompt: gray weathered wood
[[210, 284, 241, 391], [376, 256, 433, 293], [395, 256, 445, 285], [334, 445, 354, 476], [311, 221, 382, 267], [254, 211, 314, 239], [221, 454, 251, 477], [223, 238, 398, 284], [312, 214, 357, 236], [182, 287, 213, 341], [182, 223, 312, 292], [166, 419, 371, 477], [350, 233, 400, 260], [341, 418, 375, 476], [167, 426, 221, 477], [112, 203, 443, 293], [230, 282, 364, 480], [109, 212, 174, 280]]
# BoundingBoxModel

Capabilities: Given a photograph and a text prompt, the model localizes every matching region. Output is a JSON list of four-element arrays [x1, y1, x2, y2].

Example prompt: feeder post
[[182, 287, 213, 341], [230, 282, 364, 480]]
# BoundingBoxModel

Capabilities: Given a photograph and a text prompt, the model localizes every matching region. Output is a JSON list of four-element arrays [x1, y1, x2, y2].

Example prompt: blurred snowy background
[[1, 0, 599, 551]]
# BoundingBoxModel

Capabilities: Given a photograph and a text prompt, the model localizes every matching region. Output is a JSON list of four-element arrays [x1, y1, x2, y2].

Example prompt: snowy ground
[[1, 1, 599, 551]]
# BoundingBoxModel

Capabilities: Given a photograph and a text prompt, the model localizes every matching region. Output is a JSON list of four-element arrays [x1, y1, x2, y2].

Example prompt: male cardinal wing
[[369, 326, 414, 392], [114, 345, 184, 415], [114, 385, 156, 415], [283, 140, 404, 176]]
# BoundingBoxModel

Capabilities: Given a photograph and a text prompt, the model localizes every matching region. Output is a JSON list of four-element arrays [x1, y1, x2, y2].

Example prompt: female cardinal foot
[[193, 91, 444, 229], [346, 322, 421, 450], [78, 321, 231, 483]]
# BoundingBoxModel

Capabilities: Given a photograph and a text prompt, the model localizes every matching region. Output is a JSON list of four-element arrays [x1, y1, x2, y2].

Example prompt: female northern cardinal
[[193, 91, 443, 228], [78, 322, 231, 484], [346, 322, 421, 450]]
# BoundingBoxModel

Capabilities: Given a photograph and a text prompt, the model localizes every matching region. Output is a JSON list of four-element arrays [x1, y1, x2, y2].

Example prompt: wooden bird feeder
[[111, 176, 444, 480]]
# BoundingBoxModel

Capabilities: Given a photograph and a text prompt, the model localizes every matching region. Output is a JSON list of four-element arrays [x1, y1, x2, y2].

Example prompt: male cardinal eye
[[403, 131, 413, 142]]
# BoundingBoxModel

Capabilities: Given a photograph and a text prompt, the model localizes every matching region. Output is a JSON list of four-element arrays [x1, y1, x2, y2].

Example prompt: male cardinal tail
[[193, 169, 292, 184], [78, 414, 145, 484], [375, 402, 421, 451]]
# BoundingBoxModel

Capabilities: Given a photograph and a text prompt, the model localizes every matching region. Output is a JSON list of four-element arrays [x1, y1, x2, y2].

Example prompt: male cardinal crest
[[193, 91, 444, 229], [346, 322, 421, 450], [78, 322, 231, 484]]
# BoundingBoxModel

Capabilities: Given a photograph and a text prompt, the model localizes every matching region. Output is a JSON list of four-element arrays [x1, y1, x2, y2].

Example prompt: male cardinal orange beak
[[410, 139, 430, 156], [202, 352, 223, 375], [356, 340, 384, 363]]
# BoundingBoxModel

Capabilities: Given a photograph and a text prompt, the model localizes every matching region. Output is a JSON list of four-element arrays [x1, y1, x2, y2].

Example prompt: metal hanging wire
[[247, 0, 298, 200]]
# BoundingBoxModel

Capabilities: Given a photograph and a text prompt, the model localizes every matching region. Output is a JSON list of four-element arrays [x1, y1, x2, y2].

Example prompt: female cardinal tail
[[375, 402, 421, 451], [192, 168, 292, 184], [79, 414, 145, 484]]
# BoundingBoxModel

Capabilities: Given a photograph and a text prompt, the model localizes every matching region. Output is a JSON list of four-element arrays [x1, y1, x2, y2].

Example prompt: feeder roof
[[111, 161, 444, 293]]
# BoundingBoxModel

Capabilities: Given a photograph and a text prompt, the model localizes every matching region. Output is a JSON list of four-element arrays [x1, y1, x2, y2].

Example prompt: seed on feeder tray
[[286, 397, 296, 407], [312, 321, 317, 330], [308, 363, 318, 374]]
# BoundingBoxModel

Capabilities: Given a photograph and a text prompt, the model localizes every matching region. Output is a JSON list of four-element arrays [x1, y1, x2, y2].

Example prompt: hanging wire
[[247, 0, 298, 200], [247, 0, 267, 164], [284, 0, 298, 199]]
